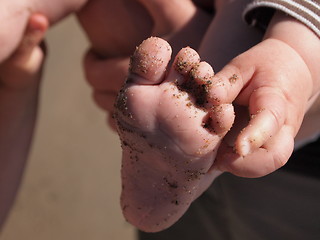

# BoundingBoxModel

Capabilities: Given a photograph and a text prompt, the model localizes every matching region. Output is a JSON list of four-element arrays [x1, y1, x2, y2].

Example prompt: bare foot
[[0, 14, 48, 227], [114, 37, 234, 232], [79, 0, 212, 131]]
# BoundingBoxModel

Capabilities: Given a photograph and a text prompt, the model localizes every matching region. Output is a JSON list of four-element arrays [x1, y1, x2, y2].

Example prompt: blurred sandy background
[[0, 16, 135, 240]]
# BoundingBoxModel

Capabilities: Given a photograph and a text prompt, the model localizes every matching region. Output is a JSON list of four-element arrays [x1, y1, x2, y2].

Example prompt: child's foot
[[0, 13, 48, 227], [114, 37, 234, 232], [80, 0, 212, 131]]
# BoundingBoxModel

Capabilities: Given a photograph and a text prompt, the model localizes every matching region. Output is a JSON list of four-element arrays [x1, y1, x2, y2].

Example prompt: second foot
[[114, 37, 235, 232]]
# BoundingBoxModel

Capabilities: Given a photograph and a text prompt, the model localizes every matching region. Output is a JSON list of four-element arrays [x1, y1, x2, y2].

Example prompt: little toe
[[128, 37, 172, 85], [208, 104, 235, 135]]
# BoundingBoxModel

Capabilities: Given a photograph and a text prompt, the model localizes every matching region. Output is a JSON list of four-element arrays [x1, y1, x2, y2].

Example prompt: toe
[[169, 60, 235, 137], [187, 61, 214, 107], [190, 61, 214, 85], [208, 104, 235, 135], [128, 37, 172, 85], [165, 46, 200, 85]]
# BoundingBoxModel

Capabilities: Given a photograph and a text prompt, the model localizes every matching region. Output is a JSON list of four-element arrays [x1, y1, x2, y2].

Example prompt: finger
[[107, 114, 118, 132], [92, 90, 117, 112], [235, 86, 287, 155], [84, 49, 129, 92], [9, 13, 48, 66], [0, 14, 48, 89], [137, 0, 196, 35], [215, 125, 295, 178]]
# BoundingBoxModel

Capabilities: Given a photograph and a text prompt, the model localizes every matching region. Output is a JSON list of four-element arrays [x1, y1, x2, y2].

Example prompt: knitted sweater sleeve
[[243, 0, 320, 37]]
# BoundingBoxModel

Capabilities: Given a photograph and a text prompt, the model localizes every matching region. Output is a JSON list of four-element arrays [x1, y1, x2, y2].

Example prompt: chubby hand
[[209, 10, 320, 178], [212, 38, 314, 178], [83, 50, 129, 130]]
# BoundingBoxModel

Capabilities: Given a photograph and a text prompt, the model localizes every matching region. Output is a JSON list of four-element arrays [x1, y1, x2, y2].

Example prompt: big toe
[[128, 37, 172, 85]]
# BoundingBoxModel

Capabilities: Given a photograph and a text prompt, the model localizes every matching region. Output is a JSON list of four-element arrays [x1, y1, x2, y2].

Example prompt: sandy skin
[[114, 37, 235, 232]]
